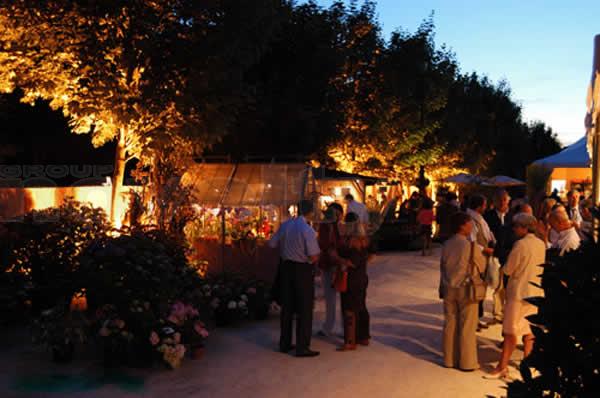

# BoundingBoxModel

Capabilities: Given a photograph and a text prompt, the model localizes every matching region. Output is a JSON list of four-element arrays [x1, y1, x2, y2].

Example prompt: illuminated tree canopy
[[0, 0, 280, 221]]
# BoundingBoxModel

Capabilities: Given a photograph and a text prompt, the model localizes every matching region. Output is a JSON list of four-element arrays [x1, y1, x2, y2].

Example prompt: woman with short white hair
[[485, 213, 546, 379]]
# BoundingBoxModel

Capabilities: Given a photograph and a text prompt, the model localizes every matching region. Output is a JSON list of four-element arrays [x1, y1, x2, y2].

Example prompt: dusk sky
[[317, 0, 599, 145]]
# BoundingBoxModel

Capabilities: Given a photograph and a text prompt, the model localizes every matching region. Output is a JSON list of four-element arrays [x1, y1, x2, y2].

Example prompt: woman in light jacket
[[439, 212, 489, 371], [485, 213, 546, 379]]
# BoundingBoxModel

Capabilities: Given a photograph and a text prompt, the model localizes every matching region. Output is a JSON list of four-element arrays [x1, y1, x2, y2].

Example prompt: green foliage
[[78, 229, 201, 313], [440, 73, 562, 178], [508, 233, 600, 396], [6, 199, 110, 314], [31, 305, 88, 362]]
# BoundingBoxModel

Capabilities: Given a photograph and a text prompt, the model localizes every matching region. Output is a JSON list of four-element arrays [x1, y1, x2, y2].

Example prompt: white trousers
[[321, 268, 338, 334]]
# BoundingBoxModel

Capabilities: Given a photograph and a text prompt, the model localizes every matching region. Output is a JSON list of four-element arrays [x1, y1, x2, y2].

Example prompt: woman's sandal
[[336, 344, 357, 352], [483, 368, 509, 380]]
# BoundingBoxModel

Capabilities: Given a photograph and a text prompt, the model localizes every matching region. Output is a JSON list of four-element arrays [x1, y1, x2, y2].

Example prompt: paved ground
[[0, 248, 520, 398]]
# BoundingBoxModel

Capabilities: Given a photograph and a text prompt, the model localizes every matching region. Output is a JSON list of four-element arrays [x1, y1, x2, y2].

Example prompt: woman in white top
[[486, 213, 546, 379]]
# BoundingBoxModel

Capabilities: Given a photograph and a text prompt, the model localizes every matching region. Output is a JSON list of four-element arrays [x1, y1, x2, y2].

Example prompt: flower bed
[[3, 201, 274, 370]]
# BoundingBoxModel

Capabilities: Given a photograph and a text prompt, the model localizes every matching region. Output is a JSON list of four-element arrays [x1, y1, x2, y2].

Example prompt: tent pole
[[592, 35, 600, 242], [221, 206, 226, 275], [593, 113, 600, 242]]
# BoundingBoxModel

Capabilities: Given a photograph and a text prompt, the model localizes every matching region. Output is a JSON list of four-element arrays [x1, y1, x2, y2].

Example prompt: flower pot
[[190, 346, 204, 360], [52, 342, 74, 363]]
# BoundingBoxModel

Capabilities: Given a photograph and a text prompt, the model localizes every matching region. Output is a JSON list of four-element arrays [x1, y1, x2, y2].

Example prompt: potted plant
[[95, 305, 134, 368], [245, 280, 271, 321], [31, 305, 87, 363]]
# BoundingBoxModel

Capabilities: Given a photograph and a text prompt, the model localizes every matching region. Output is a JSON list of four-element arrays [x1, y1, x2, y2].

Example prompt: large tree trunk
[[111, 129, 127, 225]]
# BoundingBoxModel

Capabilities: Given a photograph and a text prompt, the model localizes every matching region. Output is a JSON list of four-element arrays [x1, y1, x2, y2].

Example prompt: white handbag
[[484, 256, 501, 290]]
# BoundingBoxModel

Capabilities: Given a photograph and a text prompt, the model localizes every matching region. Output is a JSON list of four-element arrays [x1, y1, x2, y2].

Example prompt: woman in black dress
[[337, 212, 371, 351]]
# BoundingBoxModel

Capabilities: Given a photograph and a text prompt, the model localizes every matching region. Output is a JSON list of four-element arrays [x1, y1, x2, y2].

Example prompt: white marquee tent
[[532, 136, 591, 194]]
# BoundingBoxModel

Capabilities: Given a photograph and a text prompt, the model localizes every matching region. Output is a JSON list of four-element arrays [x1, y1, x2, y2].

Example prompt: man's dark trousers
[[279, 260, 314, 354]]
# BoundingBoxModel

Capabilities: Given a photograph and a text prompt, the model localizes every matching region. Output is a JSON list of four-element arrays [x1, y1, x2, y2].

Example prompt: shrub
[[77, 229, 202, 313], [5, 199, 110, 314], [508, 232, 600, 396]]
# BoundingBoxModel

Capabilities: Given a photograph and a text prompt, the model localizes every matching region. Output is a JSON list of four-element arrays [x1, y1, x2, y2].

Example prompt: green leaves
[[508, 229, 600, 396]]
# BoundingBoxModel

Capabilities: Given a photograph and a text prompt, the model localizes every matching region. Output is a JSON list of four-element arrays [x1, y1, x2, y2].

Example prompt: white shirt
[[496, 210, 506, 226], [269, 216, 320, 263], [467, 209, 496, 246], [550, 227, 581, 256], [346, 200, 370, 224], [567, 206, 583, 226]]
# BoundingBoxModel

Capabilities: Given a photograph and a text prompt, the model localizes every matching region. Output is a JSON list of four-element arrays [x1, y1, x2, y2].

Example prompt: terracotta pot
[[190, 346, 204, 360]]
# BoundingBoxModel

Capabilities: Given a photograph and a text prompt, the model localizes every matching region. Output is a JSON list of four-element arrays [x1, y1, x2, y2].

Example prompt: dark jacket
[[484, 209, 514, 265]]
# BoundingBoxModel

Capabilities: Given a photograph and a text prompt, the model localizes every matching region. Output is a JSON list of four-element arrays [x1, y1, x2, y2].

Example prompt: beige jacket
[[505, 233, 546, 302], [440, 234, 486, 297]]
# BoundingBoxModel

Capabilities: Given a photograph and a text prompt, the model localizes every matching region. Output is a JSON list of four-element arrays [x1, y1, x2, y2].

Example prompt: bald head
[[549, 207, 571, 231]]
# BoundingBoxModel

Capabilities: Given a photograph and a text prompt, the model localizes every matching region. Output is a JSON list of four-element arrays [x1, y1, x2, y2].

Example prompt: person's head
[[342, 212, 367, 240], [539, 198, 557, 218], [517, 203, 533, 216], [548, 207, 571, 232], [580, 199, 594, 221], [298, 200, 314, 218], [450, 212, 473, 237], [344, 193, 354, 203], [512, 213, 538, 239], [468, 194, 487, 214], [327, 202, 344, 221], [493, 189, 510, 214], [322, 206, 337, 223], [422, 198, 433, 210], [446, 192, 457, 202], [567, 190, 580, 208]]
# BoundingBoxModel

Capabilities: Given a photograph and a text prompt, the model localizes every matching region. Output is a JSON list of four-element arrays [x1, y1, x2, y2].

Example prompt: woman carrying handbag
[[439, 212, 489, 371], [336, 212, 371, 352]]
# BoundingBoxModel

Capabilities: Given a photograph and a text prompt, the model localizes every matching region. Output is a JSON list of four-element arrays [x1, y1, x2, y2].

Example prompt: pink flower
[[115, 319, 126, 329], [194, 321, 209, 338], [99, 327, 110, 337], [149, 331, 160, 346]]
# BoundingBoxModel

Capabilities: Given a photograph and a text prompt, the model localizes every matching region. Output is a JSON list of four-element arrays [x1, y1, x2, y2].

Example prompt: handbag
[[466, 242, 487, 302], [484, 256, 501, 290], [332, 268, 348, 293]]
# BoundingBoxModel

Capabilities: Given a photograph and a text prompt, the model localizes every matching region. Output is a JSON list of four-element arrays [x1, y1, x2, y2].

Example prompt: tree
[[327, 13, 457, 181], [0, 0, 280, 224], [440, 73, 562, 179]]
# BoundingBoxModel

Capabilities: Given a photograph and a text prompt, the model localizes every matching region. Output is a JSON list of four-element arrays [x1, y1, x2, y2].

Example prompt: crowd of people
[[438, 188, 586, 379], [268, 186, 589, 380], [269, 194, 372, 357]]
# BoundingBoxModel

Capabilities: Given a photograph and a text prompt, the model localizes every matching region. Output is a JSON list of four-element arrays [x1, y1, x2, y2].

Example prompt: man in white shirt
[[345, 194, 370, 225], [269, 200, 321, 357], [466, 195, 496, 248], [548, 208, 581, 256]]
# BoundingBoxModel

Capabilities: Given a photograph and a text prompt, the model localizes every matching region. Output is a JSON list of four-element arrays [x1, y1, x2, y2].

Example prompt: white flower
[[227, 301, 237, 309], [210, 298, 220, 309], [238, 301, 246, 308], [240, 294, 248, 302]]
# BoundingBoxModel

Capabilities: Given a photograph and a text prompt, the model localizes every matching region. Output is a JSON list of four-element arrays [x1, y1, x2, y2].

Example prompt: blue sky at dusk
[[316, 0, 599, 145]]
